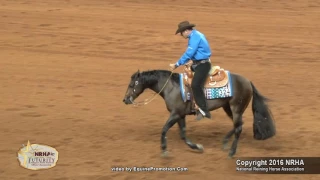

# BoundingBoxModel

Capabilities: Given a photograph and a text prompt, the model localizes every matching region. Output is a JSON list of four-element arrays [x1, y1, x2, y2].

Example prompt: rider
[[169, 21, 212, 121]]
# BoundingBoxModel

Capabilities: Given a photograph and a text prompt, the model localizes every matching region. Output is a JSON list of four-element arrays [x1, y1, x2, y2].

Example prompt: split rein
[[131, 63, 193, 107]]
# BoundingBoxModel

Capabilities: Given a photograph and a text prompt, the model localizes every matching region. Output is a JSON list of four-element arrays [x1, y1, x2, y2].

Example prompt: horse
[[122, 66, 276, 158]]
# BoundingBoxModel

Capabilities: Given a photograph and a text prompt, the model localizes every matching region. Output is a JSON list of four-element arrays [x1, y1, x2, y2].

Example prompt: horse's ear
[[137, 69, 140, 77]]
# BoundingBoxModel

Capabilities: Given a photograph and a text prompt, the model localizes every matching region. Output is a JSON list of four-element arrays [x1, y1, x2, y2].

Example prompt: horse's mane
[[139, 70, 180, 85]]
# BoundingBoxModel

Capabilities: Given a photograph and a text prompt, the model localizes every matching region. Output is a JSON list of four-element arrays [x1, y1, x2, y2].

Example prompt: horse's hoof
[[228, 152, 235, 159], [161, 151, 169, 158], [196, 144, 204, 152]]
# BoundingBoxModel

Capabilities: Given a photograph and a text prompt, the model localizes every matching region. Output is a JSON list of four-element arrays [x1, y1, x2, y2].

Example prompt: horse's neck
[[148, 76, 170, 98]]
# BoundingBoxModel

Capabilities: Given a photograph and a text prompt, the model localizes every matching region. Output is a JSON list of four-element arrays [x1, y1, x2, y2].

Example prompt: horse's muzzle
[[123, 96, 133, 105]]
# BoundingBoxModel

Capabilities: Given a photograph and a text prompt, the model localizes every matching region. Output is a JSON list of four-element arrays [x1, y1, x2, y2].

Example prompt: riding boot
[[199, 108, 212, 119]]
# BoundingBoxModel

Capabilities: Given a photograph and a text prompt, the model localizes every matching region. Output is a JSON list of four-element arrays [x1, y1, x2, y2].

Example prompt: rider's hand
[[169, 64, 177, 70]]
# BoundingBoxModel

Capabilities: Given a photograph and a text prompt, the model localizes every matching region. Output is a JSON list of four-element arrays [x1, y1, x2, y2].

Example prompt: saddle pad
[[179, 71, 233, 101]]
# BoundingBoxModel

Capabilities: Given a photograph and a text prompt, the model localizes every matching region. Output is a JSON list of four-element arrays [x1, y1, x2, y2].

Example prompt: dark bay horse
[[122, 69, 276, 158]]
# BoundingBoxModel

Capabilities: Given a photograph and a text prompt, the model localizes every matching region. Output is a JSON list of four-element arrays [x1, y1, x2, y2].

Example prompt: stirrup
[[198, 108, 206, 116]]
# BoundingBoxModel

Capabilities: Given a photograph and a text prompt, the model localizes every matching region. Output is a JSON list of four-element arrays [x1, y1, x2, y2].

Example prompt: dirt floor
[[0, 0, 320, 179]]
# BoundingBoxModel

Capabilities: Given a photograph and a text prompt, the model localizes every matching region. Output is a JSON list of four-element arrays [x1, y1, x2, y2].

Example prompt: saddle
[[182, 60, 229, 111], [183, 61, 229, 88]]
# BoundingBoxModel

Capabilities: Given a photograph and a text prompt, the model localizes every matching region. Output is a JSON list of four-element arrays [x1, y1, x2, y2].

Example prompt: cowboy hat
[[175, 21, 196, 35]]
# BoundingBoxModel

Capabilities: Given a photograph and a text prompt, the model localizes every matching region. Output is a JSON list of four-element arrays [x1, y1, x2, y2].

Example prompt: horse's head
[[123, 70, 145, 105]]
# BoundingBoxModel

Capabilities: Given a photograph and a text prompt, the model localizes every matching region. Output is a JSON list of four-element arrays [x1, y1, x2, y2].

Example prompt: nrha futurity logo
[[17, 140, 59, 170]]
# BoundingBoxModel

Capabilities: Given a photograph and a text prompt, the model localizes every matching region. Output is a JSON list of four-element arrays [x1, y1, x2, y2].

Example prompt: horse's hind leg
[[226, 83, 251, 158], [222, 104, 235, 151], [228, 110, 244, 158], [177, 117, 203, 152]]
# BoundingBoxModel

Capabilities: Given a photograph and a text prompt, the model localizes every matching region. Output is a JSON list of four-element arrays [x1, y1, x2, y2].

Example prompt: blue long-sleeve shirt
[[175, 29, 212, 66]]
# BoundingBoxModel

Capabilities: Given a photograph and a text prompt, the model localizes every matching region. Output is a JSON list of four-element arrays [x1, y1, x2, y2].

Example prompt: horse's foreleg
[[177, 117, 204, 152], [160, 113, 179, 157]]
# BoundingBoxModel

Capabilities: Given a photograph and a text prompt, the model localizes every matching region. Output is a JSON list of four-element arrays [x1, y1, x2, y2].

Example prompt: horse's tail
[[250, 82, 276, 140]]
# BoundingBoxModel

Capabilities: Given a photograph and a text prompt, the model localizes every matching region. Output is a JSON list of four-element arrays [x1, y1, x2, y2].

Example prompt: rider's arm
[[175, 34, 201, 67]]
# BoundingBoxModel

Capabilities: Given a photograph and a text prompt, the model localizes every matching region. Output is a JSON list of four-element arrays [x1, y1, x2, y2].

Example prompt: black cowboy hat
[[175, 21, 196, 35]]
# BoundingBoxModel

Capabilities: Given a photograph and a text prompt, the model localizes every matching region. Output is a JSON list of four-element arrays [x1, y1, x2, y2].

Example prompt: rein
[[132, 70, 174, 107]]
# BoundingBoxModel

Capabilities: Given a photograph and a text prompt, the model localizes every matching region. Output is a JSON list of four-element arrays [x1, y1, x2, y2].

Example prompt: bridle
[[128, 70, 174, 107]]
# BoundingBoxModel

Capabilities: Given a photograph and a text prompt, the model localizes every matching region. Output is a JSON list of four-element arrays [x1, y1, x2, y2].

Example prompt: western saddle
[[182, 60, 229, 111]]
